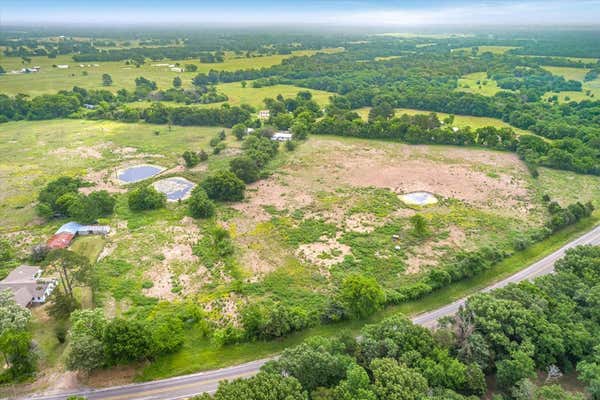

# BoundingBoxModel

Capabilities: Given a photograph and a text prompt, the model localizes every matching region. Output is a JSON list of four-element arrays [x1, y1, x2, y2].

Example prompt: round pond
[[399, 191, 438, 206]]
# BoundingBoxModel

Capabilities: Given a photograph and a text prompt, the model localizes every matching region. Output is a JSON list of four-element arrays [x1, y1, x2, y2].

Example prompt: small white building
[[246, 127, 255, 134], [0, 266, 57, 308], [170, 67, 184, 73], [56, 64, 69, 69], [258, 110, 270, 120], [272, 132, 293, 141]]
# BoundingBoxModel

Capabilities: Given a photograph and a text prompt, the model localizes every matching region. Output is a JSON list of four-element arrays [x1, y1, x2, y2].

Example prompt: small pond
[[118, 165, 165, 183], [152, 177, 196, 201], [399, 191, 438, 206]]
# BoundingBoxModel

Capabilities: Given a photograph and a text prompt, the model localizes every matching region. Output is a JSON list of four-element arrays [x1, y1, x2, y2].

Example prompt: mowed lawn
[[456, 71, 503, 96], [0, 119, 235, 231], [0, 48, 343, 96]]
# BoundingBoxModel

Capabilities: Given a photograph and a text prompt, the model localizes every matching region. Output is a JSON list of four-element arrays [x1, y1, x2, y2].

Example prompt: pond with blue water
[[118, 164, 165, 183]]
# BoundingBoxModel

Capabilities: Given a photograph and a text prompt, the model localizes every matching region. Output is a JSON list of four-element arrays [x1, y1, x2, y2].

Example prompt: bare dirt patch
[[80, 169, 126, 194], [294, 139, 531, 213], [296, 237, 352, 270], [49, 144, 106, 159], [83, 364, 139, 388], [404, 225, 466, 275], [142, 263, 176, 301], [231, 177, 314, 232]]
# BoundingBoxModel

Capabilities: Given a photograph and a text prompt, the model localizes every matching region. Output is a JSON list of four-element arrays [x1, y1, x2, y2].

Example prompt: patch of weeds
[[263, 205, 285, 216], [112, 278, 138, 300], [194, 226, 235, 268], [335, 221, 407, 287], [217, 206, 241, 222], [349, 187, 403, 217], [272, 217, 337, 246], [141, 280, 154, 289]]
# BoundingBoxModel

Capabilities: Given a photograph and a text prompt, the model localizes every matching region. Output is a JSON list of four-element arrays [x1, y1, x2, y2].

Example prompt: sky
[[2, 0, 600, 26]]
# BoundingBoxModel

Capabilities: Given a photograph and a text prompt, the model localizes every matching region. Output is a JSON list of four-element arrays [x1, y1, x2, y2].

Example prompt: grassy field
[[452, 46, 518, 54], [542, 65, 600, 102], [0, 119, 238, 231], [355, 106, 532, 135], [456, 71, 503, 96], [3, 119, 600, 386], [129, 82, 333, 110], [0, 48, 343, 96]]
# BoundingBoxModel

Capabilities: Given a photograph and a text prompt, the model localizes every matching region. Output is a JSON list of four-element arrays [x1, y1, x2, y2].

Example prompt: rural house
[[0, 266, 57, 307], [258, 109, 270, 119]]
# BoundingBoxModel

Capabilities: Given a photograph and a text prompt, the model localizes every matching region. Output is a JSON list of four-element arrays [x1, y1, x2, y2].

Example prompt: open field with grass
[[456, 71, 503, 96], [129, 82, 334, 109], [0, 119, 239, 231], [452, 45, 518, 54], [355, 106, 532, 135], [0, 48, 343, 96], [541, 66, 600, 102], [3, 119, 600, 386]]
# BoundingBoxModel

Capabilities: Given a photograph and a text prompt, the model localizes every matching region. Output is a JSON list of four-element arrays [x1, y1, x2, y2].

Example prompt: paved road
[[25, 224, 600, 400]]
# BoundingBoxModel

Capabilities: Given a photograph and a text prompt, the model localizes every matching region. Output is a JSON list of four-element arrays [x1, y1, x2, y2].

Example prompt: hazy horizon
[[3, 0, 600, 27]]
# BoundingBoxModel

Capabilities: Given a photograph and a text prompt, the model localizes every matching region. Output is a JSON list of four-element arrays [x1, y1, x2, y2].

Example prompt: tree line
[[193, 244, 600, 400]]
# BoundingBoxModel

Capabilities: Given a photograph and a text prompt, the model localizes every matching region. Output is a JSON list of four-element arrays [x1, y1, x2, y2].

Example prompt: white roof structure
[[271, 132, 293, 141]]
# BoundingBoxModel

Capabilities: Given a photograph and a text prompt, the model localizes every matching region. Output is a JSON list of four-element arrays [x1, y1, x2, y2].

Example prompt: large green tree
[[339, 274, 385, 319]]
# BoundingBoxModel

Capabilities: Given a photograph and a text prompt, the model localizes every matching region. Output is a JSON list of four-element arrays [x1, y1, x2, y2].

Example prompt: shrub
[[201, 171, 245, 201], [230, 156, 260, 183], [339, 274, 385, 319], [213, 142, 226, 154], [103, 318, 152, 363], [182, 150, 200, 168], [128, 185, 166, 211], [198, 149, 209, 161], [232, 123, 247, 140], [188, 187, 215, 218]]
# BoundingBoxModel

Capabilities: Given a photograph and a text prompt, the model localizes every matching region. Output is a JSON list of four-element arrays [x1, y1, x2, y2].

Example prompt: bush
[[182, 150, 200, 167], [339, 274, 385, 319], [232, 123, 247, 140], [213, 142, 226, 155], [103, 318, 152, 363], [128, 185, 166, 211], [201, 171, 245, 201], [230, 156, 260, 183], [188, 187, 215, 218], [198, 149, 209, 161]]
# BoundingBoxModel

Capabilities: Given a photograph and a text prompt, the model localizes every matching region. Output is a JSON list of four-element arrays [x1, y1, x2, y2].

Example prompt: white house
[[258, 110, 270, 120], [0, 266, 57, 307], [272, 132, 293, 141], [56, 64, 69, 69], [170, 67, 184, 73]]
